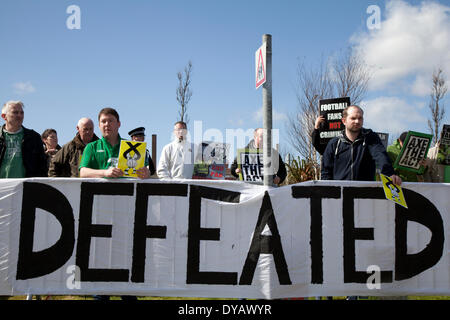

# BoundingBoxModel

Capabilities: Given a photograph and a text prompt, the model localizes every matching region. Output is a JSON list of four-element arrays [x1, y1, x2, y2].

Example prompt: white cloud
[[352, 0, 450, 95], [13, 81, 36, 94], [362, 96, 426, 134]]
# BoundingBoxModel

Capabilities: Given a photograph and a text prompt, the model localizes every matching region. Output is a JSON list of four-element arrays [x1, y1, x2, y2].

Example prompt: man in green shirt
[[79, 107, 148, 301], [79, 107, 150, 179]]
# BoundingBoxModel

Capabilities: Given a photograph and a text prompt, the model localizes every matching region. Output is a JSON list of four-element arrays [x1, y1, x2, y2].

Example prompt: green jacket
[[386, 140, 420, 182]]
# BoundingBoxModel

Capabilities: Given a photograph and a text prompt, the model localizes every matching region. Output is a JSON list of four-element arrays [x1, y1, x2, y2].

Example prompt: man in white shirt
[[157, 121, 199, 179]]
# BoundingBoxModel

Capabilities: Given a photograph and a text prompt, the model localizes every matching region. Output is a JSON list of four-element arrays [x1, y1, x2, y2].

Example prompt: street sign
[[255, 43, 266, 89]]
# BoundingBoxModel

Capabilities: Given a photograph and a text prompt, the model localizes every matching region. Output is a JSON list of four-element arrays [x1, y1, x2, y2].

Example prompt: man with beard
[[321, 105, 402, 301], [321, 105, 402, 185]]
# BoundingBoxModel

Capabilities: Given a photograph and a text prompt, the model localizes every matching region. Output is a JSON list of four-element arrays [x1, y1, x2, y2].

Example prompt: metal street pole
[[262, 34, 273, 187]]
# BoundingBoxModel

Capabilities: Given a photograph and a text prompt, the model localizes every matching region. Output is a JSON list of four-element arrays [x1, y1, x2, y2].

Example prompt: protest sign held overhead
[[394, 131, 432, 174], [318, 97, 350, 145], [118, 140, 146, 177], [237, 149, 263, 183]]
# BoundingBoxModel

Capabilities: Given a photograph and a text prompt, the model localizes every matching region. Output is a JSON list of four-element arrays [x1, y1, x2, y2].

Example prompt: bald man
[[321, 105, 402, 185], [48, 117, 99, 177]]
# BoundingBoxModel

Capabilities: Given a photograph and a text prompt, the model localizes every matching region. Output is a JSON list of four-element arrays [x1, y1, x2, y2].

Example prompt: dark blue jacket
[[321, 128, 394, 181]]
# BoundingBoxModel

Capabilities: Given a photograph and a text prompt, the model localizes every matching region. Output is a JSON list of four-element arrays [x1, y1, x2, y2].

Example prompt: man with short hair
[[49, 117, 99, 177], [79, 108, 146, 301], [128, 126, 156, 176], [157, 121, 200, 179], [0, 100, 47, 178], [80, 108, 150, 179], [321, 105, 401, 185]]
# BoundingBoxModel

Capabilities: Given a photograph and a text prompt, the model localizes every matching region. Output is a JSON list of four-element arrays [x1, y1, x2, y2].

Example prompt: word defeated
[[16, 182, 444, 287]]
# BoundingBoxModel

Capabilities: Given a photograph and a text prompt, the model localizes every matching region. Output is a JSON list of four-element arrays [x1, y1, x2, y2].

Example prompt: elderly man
[[48, 118, 99, 177], [0, 100, 47, 178], [321, 105, 402, 185], [79, 108, 150, 179]]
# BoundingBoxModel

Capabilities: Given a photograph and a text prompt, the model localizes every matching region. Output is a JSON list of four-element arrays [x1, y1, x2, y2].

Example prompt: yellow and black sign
[[118, 140, 146, 178], [380, 173, 408, 208]]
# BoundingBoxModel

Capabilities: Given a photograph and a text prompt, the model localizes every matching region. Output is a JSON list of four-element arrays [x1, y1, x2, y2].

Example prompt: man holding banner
[[321, 105, 402, 185], [79, 107, 150, 179]]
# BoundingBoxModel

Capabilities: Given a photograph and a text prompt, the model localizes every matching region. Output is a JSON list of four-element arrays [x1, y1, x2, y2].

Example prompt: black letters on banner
[[342, 187, 393, 284], [76, 182, 134, 282], [186, 185, 241, 285], [291, 186, 341, 284], [131, 183, 188, 283], [14, 180, 445, 288], [395, 189, 444, 280], [17, 182, 75, 280], [239, 191, 292, 285]]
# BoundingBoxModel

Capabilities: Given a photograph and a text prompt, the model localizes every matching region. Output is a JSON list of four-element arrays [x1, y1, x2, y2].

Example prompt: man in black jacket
[[321, 105, 402, 185], [0, 101, 47, 178]]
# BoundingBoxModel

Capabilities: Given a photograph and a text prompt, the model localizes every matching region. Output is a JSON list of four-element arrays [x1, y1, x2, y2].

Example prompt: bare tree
[[331, 48, 371, 105], [176, 60, 193, 123], [286, 49, 371, 176], [287, 57, 332, 174], [427, 68, 447, 145]]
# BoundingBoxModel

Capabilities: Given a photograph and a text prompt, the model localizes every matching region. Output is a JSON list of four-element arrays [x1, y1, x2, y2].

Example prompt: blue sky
[[1, 0, 449, 162]]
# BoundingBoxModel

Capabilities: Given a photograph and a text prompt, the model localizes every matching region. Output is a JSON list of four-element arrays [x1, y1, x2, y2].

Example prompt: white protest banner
[[0, 178, 448, 298]]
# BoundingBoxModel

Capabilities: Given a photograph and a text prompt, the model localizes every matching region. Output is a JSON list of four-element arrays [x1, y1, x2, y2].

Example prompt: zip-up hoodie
[[321, 128, 394, 181]]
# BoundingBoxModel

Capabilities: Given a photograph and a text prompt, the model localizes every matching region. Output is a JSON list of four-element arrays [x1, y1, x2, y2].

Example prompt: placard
[[380, 173, 408, 208], [318, 97, 351, 145], [117, 140, 147, 177], [237, 149, 263, 182], [201, 142, 230, 165], [394, 131, 432, 174], [192, 163, 226, 180]]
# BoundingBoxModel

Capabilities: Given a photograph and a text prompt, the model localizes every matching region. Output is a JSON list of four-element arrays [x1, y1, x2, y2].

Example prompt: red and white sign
[[255, 43, 266, 89]]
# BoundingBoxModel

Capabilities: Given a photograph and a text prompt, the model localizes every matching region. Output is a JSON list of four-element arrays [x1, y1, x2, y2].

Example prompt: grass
[[2, 295, 449, 300]]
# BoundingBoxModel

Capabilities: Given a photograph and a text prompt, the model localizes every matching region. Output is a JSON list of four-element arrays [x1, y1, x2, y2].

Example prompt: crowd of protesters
[[0, 100, 446, 300]]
